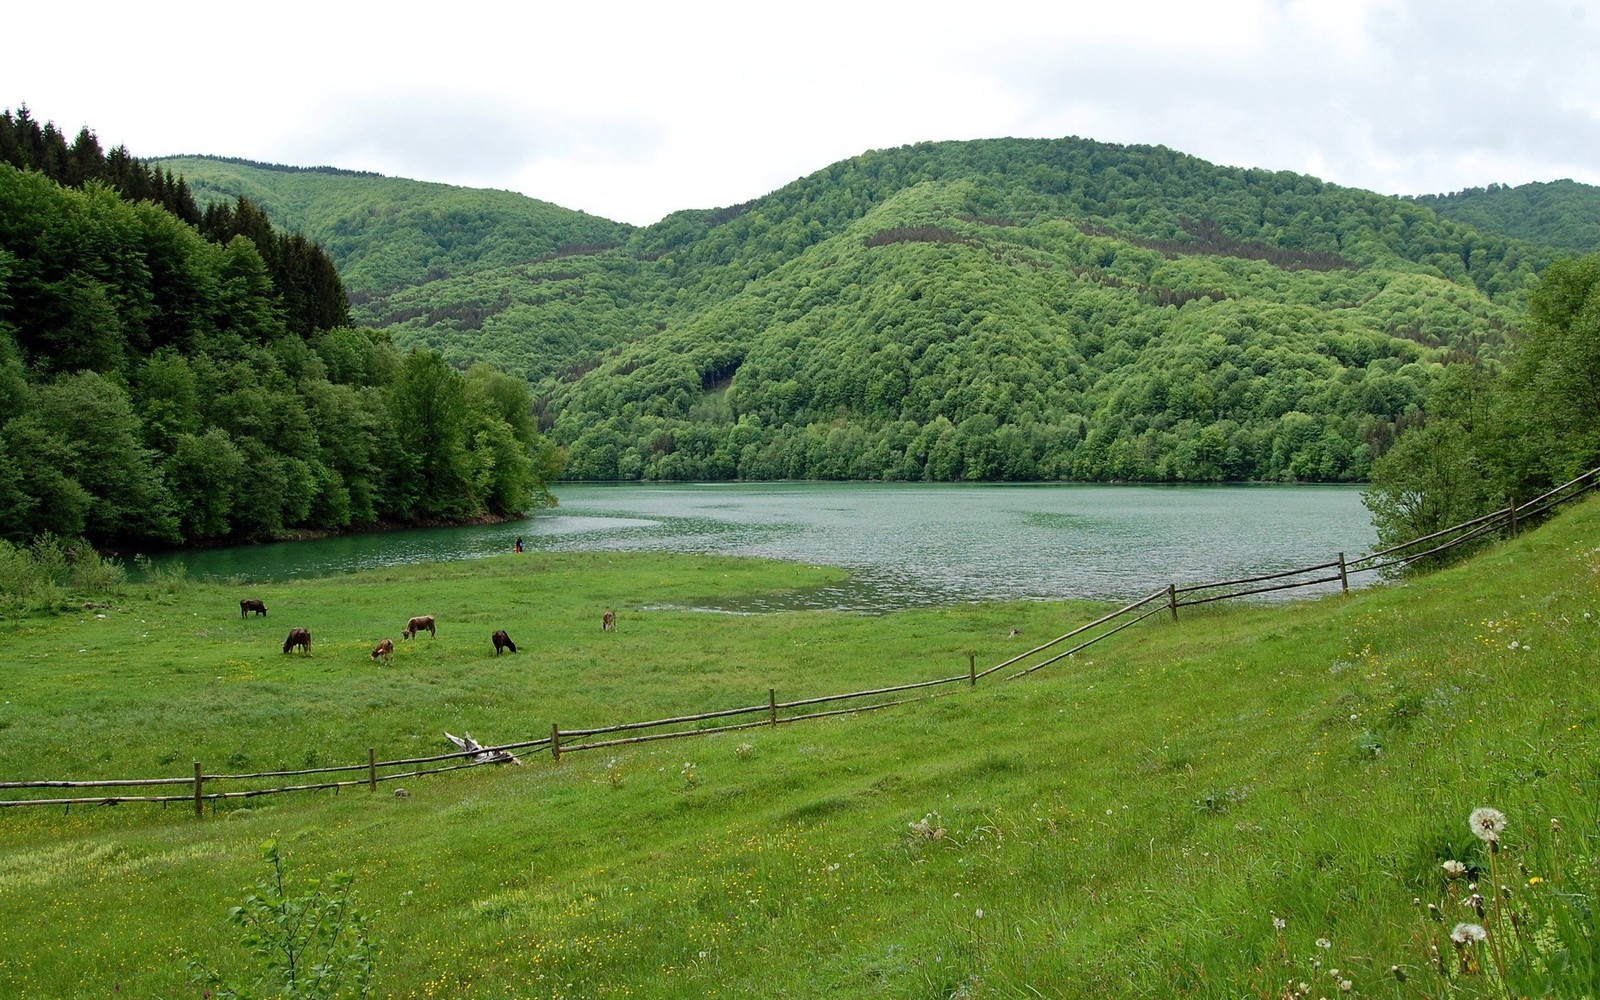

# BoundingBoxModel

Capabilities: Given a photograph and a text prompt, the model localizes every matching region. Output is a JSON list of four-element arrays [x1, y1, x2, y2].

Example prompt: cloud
[[5, 0, 1600, 224]]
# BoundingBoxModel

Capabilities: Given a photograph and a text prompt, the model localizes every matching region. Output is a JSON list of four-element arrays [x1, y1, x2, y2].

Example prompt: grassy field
[[0, 503, 1596, 998]]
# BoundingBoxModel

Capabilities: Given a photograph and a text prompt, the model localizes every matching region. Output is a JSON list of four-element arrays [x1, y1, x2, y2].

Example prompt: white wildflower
[[1469, 807, 1507, 844]]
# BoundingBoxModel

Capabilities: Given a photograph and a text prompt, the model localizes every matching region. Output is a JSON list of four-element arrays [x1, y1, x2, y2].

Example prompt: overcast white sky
[[7, 0, 1598, 226]]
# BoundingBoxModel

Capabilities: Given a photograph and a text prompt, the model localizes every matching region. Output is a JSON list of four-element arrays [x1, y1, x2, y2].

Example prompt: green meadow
[[1, 502, 1596, 998]]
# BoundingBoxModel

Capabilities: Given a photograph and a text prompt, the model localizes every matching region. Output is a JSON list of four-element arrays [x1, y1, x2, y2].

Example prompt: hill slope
[[153, 155, 634, 295], [164, 139, 1571, 484], [1412, 178, 1600, 255]]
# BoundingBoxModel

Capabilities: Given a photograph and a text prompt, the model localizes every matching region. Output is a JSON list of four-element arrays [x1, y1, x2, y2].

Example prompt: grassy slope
[[0, 503, 1596, 998], [152, 156, 634, 294]]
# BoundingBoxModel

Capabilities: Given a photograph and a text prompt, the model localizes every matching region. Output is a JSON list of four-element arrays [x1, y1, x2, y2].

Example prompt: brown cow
[[282, 627, 311, 655], [602, 609, 617, 631], [240, 599, 267, 618], [401, 615, 436, 640], [371, 638, 394, 664], [492, 630, 517, 655]]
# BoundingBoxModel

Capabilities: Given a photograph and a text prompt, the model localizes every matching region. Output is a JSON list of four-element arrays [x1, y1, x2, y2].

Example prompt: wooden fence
[[5, 467, 1595, 814]]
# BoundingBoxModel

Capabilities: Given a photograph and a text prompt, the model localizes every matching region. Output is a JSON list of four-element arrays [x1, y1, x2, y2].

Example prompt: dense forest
[[1363, 252, 1600, 553], [58, 130, 1600, 500], [0, 112, 563, 551], [1412, 180, 1600, 256], [314, 138, 1547, 485]]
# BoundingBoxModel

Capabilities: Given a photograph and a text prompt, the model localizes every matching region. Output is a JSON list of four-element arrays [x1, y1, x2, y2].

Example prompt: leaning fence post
[[551, 724, 561, 761], [1508, 497, 1519, 537], [968, 653, 976, 687], [1338, 552, 1349, 594], [368, 748, 377, 792], [1167, 584, 1178, 622], [193, 760, 204, 817]]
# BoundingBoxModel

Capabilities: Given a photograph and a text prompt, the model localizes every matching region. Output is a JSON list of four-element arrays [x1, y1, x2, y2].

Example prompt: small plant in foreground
[[907, 812, 947, 842], [1394, 807, 1597, 998], [186, 840, 375, 999]]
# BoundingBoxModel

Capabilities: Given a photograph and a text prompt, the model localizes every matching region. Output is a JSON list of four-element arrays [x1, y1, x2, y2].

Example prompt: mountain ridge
[[155, 137, 1589, 485]]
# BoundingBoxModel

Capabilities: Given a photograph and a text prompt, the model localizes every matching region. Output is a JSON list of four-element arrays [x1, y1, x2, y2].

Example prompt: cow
[[492, 630, 517, 655], [282, 627, 312, 655], [602, 609, 617, 632], [401, 615, 436, 640], [240, 599, 267, 618], [371, 638, 394, 664]]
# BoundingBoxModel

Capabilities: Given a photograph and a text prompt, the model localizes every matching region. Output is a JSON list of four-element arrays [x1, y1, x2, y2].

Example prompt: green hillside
[[1, 496, 1595, 997], [153, 155, 634, 295], [1412, 179, 1600, 255], [161, 139, 1573, 486]]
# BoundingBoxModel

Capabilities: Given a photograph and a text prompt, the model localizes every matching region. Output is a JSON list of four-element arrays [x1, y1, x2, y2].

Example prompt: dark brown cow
[[602, 609, 617, 632], [371, 638, 394, 663], [492, 630, 517, 655], [282, 627, 311, 655], [240, 599, 267, 618], [402, 615, 436, 640]]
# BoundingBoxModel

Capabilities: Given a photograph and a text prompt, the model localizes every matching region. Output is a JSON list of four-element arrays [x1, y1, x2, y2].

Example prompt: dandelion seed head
[[1469, 807, 1506, 843], [1442, 860, 1467, 877], [1273, 916, 1287, 931], [1316, 937, 1332, 949], [1450, 922, 1488, 944]]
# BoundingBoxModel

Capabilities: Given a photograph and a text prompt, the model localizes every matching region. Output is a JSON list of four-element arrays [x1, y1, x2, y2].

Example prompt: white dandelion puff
[[1450, 922, 1488, 945], [1469, 807, 1507, 843]]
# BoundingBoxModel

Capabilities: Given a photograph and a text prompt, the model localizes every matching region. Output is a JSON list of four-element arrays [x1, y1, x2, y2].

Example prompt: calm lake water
[[136, 482, 1379, 612]]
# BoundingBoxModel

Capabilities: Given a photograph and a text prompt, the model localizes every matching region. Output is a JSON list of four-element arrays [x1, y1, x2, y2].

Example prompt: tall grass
[[0, 534, 127, 617], [0, 502, 1595, 998]]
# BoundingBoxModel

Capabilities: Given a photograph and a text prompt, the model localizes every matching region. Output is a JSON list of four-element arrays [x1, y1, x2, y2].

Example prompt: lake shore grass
[[0, 501, 1596, 997]]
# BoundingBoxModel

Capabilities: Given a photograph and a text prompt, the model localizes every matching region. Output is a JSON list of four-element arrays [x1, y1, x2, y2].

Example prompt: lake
[[136, 482, 1379, 612]]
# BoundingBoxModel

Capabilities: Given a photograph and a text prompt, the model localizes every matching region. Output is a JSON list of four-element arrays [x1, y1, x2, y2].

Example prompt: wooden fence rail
[[5, 466, 1596, 813]]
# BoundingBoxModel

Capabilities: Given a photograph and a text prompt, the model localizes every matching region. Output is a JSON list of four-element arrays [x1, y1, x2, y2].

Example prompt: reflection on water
[[135, 482, 1378, 612]]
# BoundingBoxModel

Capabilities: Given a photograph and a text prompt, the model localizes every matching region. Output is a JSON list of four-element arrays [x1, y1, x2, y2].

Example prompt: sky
[[7, 0, 1599, 226]]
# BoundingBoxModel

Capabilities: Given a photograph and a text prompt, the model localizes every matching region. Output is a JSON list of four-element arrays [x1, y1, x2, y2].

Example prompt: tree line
[[2, 108, 350, 339], [1362, 253, 1600, 555], [0, 115, 563, 552]]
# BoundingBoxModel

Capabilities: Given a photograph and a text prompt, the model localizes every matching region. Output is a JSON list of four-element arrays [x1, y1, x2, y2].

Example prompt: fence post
[[968, 653, 976, 687], [551, 723, 561, 761], [1508, 497, 1519, 537], [768, 688, 778, 726], [193, 760, 203, 817], [368, 748, 377, 792], [1338, 553, 1349, 594], [1167, 584, 1178, 622]]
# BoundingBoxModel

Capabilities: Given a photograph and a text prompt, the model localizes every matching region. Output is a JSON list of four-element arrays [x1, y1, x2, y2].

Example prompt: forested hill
[[152, 155, 634, 296], [161, 137, 1565, 485], [1410, 179, 1600, 255], [1, 115, 564, 552]]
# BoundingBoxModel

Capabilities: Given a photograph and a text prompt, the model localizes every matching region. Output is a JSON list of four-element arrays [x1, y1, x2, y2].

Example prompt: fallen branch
[[443, 732, 523, 766]]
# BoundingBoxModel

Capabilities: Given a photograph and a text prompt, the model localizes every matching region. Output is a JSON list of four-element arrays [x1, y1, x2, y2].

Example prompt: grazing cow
[[492, 630, 517, 655], [371, 637, 394, 664], [282, 627, 312, 655], [401, 615, 436, 640], [240, 599, 267, 618], [602, 609, 617, 631]]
